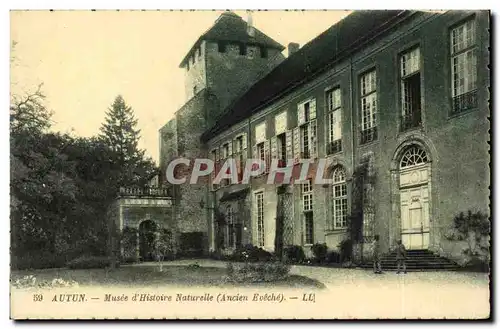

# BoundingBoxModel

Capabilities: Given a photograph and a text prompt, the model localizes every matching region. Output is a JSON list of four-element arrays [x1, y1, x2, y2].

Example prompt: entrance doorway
[[139, 220, 157, 261], [399, 145, 430, 250]]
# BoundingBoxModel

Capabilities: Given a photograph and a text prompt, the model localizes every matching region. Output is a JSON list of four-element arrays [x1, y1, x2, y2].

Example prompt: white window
[[360, 70, 377, 144], [256, 142, 265, 162], [450, 19, 477, 113], [332, 167, 348, 229], [302, 180, 314, 244], [400, 47, 422, 131], [297, 99, 317, 159], [302, 180, 313, 211], [255, 192, 265, 247], [327, 88, 342, 154]]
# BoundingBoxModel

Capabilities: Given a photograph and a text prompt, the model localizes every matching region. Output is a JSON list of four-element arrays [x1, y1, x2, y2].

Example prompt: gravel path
[[131, 259, 490, 319]]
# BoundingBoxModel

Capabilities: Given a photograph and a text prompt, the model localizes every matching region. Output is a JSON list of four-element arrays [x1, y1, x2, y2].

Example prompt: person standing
[[372, 235, 382, 274], [396, 239, 407, 274]]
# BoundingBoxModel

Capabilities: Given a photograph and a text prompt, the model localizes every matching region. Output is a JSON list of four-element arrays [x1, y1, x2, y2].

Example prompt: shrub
[[445, 210, 490, 266], [226, 261, 290, 283], [311, 243, 328, 262], [67, 255, 111, 269], [284, 245, 305, 264], [11, 251, 67, 270], [338, 239, 353, 262], [327, 251, 341, 264], [230, 245, 273, 262]]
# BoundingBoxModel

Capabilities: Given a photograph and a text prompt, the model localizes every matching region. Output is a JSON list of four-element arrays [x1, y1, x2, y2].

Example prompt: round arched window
[[331, 166, 347, 230], [400, 145, 428, 169], [333, 166, 346, 183]]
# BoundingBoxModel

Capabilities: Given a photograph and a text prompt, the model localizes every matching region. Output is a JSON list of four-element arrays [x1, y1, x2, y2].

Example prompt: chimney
[[288, 42, 300, 57], [247, 10, 255, 37]]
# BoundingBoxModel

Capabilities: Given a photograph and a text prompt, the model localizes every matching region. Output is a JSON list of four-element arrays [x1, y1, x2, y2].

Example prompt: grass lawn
[[11, 264, 325, 289]]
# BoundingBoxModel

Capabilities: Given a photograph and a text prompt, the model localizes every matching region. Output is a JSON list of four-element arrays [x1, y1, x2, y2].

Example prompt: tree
[[99, 95, 156, 187], [153, 230, 173, 272]]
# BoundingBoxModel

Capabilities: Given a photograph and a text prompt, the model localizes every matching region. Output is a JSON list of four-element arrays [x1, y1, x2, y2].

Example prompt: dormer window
[[260, 47, 268, 58], [218, 42, 227, 53], [239, 43, 247, 56]]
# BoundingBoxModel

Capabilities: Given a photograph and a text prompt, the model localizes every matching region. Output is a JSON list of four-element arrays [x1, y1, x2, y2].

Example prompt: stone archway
[[139, 220, 158, 261]]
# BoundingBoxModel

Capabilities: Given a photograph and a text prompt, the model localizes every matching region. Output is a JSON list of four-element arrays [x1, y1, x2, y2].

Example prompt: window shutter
[[293, 127, 301, 164], [264, 140, 270, 173], [270, 136, 278, 161], [286, 130, 293, 163], [252, 144, 258, 159], [310, 98, 317, 120], [310, 119, 317, 159], [298, 104, 305, 126]]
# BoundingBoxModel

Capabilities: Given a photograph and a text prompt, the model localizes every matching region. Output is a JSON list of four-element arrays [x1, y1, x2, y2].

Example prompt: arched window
[[226, 206, 234, 248], [400, 145, 428, 169], [331, 166, 347, 229]]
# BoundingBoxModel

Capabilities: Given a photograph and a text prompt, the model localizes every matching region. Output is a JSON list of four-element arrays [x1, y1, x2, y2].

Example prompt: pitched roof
[[200, 10, 415, 142], [179, 11, 285, 67]]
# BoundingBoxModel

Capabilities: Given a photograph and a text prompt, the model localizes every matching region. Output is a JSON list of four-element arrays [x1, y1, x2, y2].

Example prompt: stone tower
[[158, 11, 285, 255], [179, 11, 285, 126]]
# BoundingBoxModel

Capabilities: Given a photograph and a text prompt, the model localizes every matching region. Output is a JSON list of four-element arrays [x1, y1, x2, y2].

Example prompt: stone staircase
[[361, 249, 460, 271]]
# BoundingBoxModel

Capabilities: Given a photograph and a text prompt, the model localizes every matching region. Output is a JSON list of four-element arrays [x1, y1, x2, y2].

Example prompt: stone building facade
[[156, 10, 489, 262]]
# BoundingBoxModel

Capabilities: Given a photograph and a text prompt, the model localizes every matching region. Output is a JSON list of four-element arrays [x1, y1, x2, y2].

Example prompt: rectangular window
[[226, 207, 234, 248], [333, 184, 348, 229], [400, 47, 422, 131], [302, 180, 313, 211], [221, 143, 230, 159], [302, 180, 314, 244], [256, 192, 265, 247], [234, 135, 244, 181], [360, 70, 377, 144], [211, 149, 218, 189], [277, 133, 287, 166], [304, 212, 314, 245], [218, 42, 227, 53], [257, 142, 265, 162], [327, 88, 342, 154], [239, 43, 247, 56], [297, 99, 316, 159], [450, 19, 478, 114], [260, 47, 268, 58], [301, 125, 309, 159]]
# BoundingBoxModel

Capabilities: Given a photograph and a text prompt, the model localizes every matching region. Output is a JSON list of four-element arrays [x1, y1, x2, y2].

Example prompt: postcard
[[10, 9, 490, 319]]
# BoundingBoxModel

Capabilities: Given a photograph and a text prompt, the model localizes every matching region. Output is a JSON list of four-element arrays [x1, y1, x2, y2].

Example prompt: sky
[[10, 10, 351, 162]]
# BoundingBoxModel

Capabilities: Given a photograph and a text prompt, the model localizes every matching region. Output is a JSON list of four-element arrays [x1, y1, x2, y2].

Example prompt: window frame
[[331, 167, 348, 230], [399, 46, 422, 131], [359, 69, 378, 144], [326, 87, 342, 154], [449, 17, 478, 115], [255, 191, 265, 247]]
